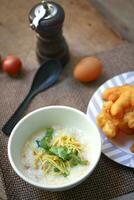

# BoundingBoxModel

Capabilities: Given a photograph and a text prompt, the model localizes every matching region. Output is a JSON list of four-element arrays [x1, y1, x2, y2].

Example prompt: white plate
[[87, 71, 134, 168]]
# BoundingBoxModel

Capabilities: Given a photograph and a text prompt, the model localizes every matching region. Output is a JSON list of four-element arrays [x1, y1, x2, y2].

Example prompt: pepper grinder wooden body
[[29, 1, 69, 66]]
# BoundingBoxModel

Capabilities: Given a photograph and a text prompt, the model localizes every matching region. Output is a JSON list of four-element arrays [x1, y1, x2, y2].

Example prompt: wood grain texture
[[0, 0, 122, 69], [90, 0, 134, 42]]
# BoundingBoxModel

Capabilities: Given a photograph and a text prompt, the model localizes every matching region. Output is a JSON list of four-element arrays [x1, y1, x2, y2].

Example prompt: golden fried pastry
[[96, 101, 120, 138], [102, 84, 134, 118], [118, 120, 134, 135], [96, 84, 134, 140], [130, 143, 134, 153], [123, 111, 134, 129], [131, 90, 134, 107], [102, 84, 133, 102], [96, 115, 118, 138], [111, 90, 132, 118]]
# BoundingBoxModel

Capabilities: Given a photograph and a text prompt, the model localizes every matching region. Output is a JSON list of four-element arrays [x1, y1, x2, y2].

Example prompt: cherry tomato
[[2, 55, 22, 76]]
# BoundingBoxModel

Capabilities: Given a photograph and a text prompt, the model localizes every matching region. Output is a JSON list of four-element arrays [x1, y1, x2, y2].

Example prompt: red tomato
[[2, 55, 22, 76]]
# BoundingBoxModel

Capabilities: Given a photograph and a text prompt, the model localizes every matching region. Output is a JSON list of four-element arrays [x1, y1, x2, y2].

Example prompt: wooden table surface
[[0, 0, 123, 199], [0, 0, 122, 67]]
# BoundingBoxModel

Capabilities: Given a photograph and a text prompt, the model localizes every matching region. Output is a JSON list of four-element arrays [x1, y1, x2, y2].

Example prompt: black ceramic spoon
[[2, 59, 62, 136]]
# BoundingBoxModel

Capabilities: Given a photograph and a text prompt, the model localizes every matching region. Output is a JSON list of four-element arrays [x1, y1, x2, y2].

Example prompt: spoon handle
[[2, 92, 34, 136]]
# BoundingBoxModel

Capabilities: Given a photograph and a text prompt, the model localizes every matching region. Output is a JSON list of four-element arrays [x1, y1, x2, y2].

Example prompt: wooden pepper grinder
[[29, 0, 69, 66]]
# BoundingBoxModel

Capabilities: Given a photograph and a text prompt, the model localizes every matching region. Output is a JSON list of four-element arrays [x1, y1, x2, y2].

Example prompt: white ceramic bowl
[[8, 106, 101, 191]]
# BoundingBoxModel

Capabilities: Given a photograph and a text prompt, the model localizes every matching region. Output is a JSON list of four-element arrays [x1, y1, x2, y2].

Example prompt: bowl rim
[[8, 105, 101, 190]]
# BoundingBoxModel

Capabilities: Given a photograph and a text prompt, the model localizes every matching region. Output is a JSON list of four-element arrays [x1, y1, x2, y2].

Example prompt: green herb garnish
[[49, 146, 71, 161], [31, 127, 88, 177], [69, 154, 88, 167], [39, 127, 54, 151]]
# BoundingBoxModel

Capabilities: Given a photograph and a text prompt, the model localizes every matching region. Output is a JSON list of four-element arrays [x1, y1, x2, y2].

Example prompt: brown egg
[[73, 57, 102, 82]]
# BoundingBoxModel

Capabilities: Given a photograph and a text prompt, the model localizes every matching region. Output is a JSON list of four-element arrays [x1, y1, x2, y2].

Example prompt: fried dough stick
[[102, 84, 133, 102]]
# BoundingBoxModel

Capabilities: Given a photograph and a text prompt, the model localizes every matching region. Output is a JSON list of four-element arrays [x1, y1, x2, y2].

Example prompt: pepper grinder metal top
[[29, 0, 69, 66]]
